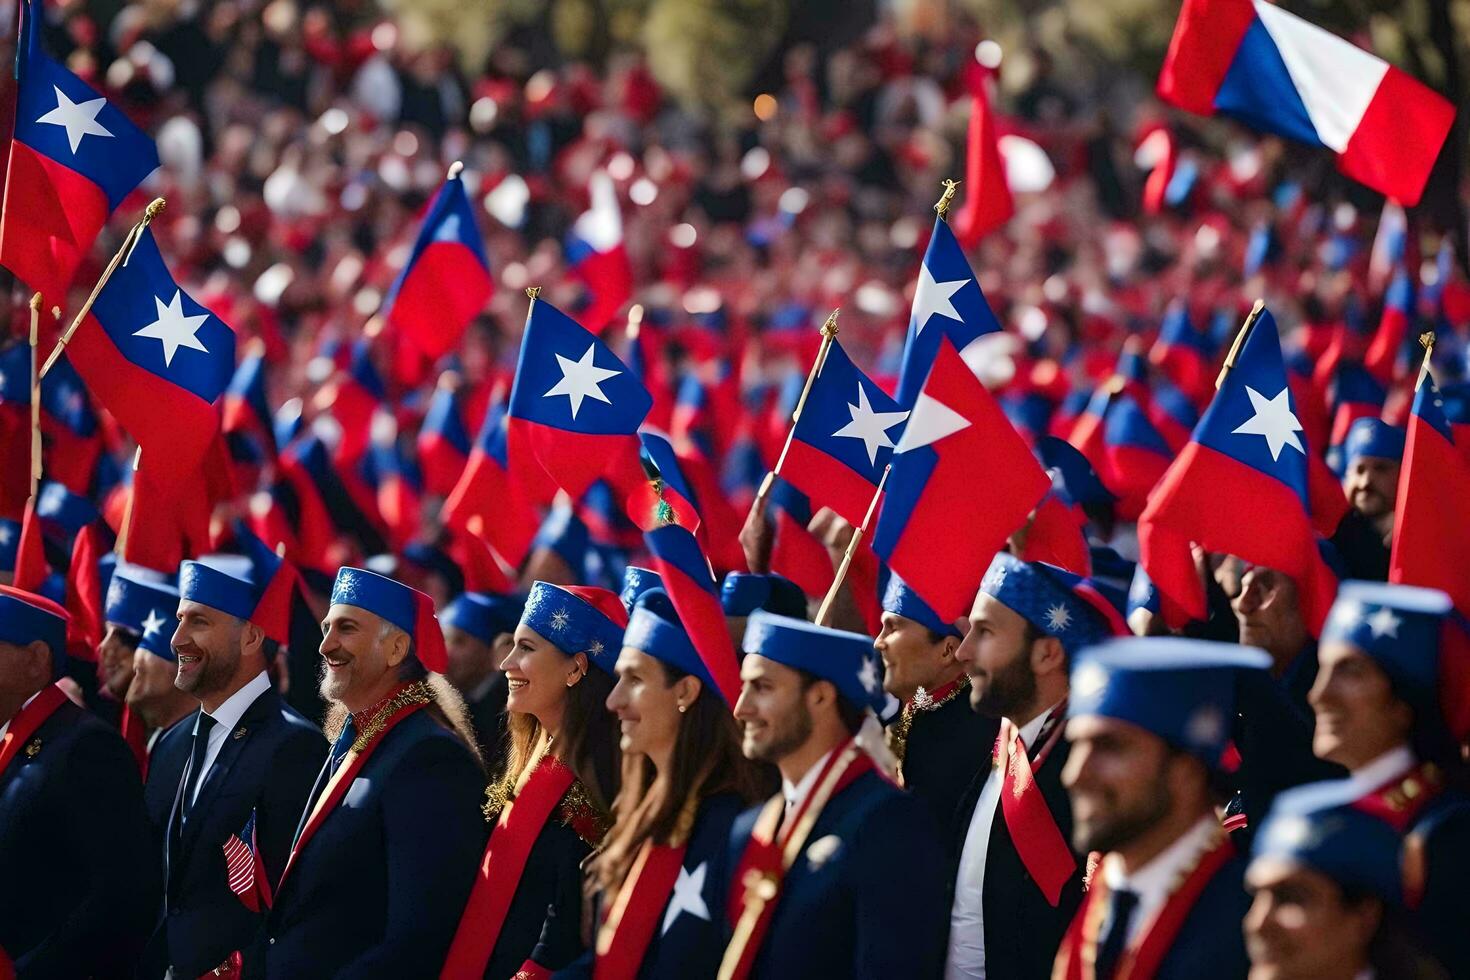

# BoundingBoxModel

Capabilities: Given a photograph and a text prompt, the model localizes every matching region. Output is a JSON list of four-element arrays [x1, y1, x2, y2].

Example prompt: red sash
[[1053, 833, 1236, 980], [593, 840, 690, 980], [0, 684, 67, 777], [274, 698, 429, 894], [996, 703, 1075, 907], [440, 756, 577, 980], [719, 740, 875, 980]]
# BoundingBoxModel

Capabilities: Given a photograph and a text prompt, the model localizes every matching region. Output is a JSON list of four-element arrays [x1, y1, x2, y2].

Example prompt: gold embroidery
[[350, 681, 432, 754], [558, 777, 612, 847], [888, 675, 970, 768]]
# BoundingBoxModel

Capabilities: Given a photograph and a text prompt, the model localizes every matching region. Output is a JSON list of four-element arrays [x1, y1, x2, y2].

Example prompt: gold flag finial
[[1416, 331, 1437, 390], [144, 198, 166, 221], [820, 308, 840, 339], [447, 160, 465, 180], [525, 285, 542, 301], [934, 179, 961, 221]]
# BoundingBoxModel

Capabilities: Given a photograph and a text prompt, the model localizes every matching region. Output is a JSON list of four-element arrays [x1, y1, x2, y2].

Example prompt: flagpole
[[934, 178, 961, 221], [815, 464, 891, 627], [114, 446, 142, 561], [1415, 331, 1436, 391], [1214, 298, 1267, 390], [39, 197, 167, 378], [28, 292, 41, 499], [753, 308, 841, 510]]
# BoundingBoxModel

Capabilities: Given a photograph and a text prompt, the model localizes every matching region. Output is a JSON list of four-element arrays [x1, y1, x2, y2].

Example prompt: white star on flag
[[1366, 606, 1401, 639], [1231, 385, 1305, 461], [543, 344, 620, 420], [660, 862, 711, 935], [1044, 604, 1072, 632], [910, 264, 969, 334], [36, 86, 113, 154], [857, 657, 880, 694], [831, 385, 909, 465], [894, 391, 969, 454], [133, 291, 211, 368], [141, 608, 167, 637]]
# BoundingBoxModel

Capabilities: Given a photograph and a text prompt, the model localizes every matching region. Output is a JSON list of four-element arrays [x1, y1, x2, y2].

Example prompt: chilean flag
[[221, 340, 277, 467], [1158, 0, 1454, 205], [1364, 268, 1416, 386], [368, 417, 423, 551], [642, 523, 742, 705], [507, 296, 652, 504], [417, 378, 472, 497], [442, 388, 540, 567], [0, 0, 159, 309], [765, 476, 833, 601], [1325, 362, 1387, 468], [383, 168, 493, 363], [784, 339, 909, 527], [1101, 393, 1173, 521], [1148, 377, 1201, 452], [1139, 307, 1339, 633], [66, 228, 235, 487], [1389, 371, 1470, 615], [1150, 301, 1215, 402], [565, 170, 633, 331], [38, 354, 102, 497]]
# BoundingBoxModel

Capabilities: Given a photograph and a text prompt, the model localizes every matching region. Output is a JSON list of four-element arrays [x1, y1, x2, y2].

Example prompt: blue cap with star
[[1068, 638, 1271, 767], [180, 556, 260, 622], [619, 566, 663, 613], [720, 572, 807, 619], [1321, 581, 1451, 713], [133, 578, 180, 661], [742, 611, 885, 713], [441, 591, 524, 647], [1343, 418, 1406, 466], [980, 552, 1122, 655], [520, 581, 628, 674], [624, 588, 721, 701], [1252, 780, 1404, 903], [0, 585, 69, 676], [104, 563, 178, 637], [882, 574, 962, 638]]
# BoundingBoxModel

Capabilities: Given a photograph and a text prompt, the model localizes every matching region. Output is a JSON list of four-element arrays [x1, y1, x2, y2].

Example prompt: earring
[[677, 703, 687, 714]]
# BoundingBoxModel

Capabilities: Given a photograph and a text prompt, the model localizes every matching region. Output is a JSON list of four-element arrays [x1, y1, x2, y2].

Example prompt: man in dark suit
[[260, 566, 487, 978], [723, 611, 948, 980], [140, 558, 324, 978], [945, 552, 1122, 980], [0, 585, 159, 977], [439, 589, 521, 775]]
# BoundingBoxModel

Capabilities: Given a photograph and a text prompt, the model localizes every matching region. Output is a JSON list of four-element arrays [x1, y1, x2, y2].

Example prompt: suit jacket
[[139, 687, 324, 978], [946, 729, 1085, 980], [1144, 851, 1252, 980], [728, 768, 949, 980], [261, 710, 488, 979], [899, 688, 995, 840], [0, 698, 160, 978]]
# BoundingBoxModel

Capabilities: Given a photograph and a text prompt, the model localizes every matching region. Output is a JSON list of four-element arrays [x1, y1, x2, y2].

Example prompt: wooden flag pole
[[40, 197, 167, 378], [1214, 298, 1267, 390], [753, 308, 840, 510], [1415, 331, 1436, 391], [815, 464, 891, 627], [28, 293, 41, 499], [113, 447, 142, 561]]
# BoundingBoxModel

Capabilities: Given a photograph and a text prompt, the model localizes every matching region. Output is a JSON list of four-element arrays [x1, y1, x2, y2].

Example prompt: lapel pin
[[24, 738, 42, 757], [232, 727, 247, 740]]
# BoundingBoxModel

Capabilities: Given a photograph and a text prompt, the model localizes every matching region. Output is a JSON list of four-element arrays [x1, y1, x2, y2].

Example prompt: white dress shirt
[[945, 704, 1058, 980], [188, 670, 270, 808], [0, 689, 43, 744], [782, 749, 834, 822], [1101, 814, 1219, 945], [1344, 745, 1415, 798]]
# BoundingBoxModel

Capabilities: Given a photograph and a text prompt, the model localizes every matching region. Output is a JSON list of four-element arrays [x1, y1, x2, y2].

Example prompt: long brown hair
[[492, 658, 620, 813], [591, 662, 769, 895]]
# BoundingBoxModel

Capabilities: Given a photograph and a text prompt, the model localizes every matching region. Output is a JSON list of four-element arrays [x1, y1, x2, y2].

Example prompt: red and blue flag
[[442, 388, 540, 567], [565, 170, 633, 331], [417, 378, 472, 498], [642, 523, 742, 705], [1389, 371, 1470, 616]]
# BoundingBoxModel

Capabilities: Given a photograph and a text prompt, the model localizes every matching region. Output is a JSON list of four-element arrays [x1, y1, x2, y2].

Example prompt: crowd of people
[[2, 0, 1470, 978]]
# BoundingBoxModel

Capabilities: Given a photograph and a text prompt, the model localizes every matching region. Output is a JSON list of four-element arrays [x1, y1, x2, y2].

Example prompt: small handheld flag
[[222, 809, 272, 913]]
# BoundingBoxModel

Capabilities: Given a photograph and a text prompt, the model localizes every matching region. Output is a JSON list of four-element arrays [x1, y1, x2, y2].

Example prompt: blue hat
[[441, 591, 524, 646], [1253, 781, 1404, 902], [620, 566, 663, 613], [0, 585, 68, 676], [720, 572, 807, 618], [520, 581, 628, 674], [1036, 437, 1116, 506], [1069, 637, 1271, 766], [882, 575, 962, 638], [624, 588, 721, 700], [980, 552, 1120, 656], [0, 518, 18, 573], [330, 566, 448, 674], [742, 611, 885, 713], [105, 564, 178, 636], [132, 577, 181, 662], [1321, 581, 1450, 713], [1343, 418, 1406, 465], [180, 557, 260, 622], [1127, 564, 1161, 618]]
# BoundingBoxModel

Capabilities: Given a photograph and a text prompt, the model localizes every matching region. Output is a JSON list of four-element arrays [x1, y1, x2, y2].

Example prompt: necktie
[[1094, 887, 1139, 980], [329, 718, 356, 773], [181, 713, 217, 822]]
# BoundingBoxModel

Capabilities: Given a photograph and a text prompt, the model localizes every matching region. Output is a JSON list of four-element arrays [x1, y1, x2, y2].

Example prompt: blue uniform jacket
[[727, 767, 949, 980], [260, 710, 488, 979], [1146, 850, 1252, 980], [0, 697, 160, 978], [140, 687, 324, 978]]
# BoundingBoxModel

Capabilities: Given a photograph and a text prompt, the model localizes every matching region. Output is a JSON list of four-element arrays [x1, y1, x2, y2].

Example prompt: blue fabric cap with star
[[330, 566, 419, 636], [441, 591, 524, 646], [1321, 580, 1450, 711], [623, 588, 721, 701], [980, 552, 1115, 655], [882, 575, 961, 638], [0, 585, 68, 674], [1343, 418, 1406, 466], [180, 557, 259, 621], [1253, 780, 1404, 903], [742, 611, 885, 713], [1069, 637, 1270, 766], [104, 563, 177, 635], [520, 581, 627, 674], [719, 572, 807, 618], [620, 566, 663, 613], [532, 502, 590, 576], [131, 577, 180, 661]]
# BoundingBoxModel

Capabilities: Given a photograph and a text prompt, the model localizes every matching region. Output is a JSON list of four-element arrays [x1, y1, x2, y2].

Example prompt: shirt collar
[[783, 749, 835, 813], [1102, 813, 1219, 899], [1348, 745, 1416, 793], [0, 688, 44, 742], [203, 670, 270, 734]]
